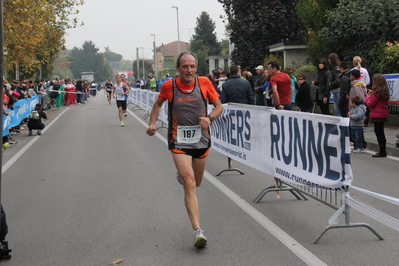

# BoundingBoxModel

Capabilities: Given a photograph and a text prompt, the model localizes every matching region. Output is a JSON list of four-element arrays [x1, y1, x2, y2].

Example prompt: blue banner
[[2, 95, 40, 137]]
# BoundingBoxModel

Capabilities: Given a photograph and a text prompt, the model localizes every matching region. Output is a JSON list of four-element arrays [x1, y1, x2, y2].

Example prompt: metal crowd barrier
[[254, 178, 384, 243]]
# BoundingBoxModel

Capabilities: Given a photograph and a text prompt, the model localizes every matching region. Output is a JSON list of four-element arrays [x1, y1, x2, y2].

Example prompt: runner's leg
[[118, 106, 123, 121], [172, 153, 201, 230]]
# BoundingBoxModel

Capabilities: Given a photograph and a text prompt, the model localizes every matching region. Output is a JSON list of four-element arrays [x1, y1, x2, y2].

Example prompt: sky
[[65, 0, 227, 61]]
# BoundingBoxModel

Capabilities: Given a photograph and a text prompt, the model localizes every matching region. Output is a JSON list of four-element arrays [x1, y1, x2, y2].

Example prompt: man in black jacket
[[337, 61, 351, 117], [28, 104, 47, 136], [221, 66, 254, 104]]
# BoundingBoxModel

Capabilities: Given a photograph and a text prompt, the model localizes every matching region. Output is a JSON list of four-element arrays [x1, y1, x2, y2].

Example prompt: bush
[[293, 64, 317, 77], [370, 41, 399, 74], [263, 54, 284, 70]]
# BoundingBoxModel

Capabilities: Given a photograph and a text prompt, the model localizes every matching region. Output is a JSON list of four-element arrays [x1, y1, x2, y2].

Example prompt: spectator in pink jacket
[[365, 74, 390, 157]]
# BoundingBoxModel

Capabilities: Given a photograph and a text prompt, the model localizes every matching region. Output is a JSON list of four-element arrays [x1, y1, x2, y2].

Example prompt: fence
[[128, 88, 399, 243]]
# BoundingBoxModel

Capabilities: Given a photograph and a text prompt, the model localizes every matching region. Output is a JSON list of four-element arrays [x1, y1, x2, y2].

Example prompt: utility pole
[[141, 47, 145, 79], [136, 47, 139, 80], [172, 6, 181, 55], [151, 34, 157, 79]]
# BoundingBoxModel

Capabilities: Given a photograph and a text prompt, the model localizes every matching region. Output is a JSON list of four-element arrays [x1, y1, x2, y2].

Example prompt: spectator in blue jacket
[[220, 66, 254, 104]]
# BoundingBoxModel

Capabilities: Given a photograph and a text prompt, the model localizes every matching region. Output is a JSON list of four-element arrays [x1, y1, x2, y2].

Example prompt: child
[[348, 69, 367, 104], [348, 96, 367, 153]]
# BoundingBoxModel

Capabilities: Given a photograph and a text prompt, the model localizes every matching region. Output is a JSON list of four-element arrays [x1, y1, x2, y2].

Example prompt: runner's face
[[177, 54, 197, 85]]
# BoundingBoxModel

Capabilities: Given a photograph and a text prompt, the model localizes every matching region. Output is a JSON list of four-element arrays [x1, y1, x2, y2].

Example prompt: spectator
[[337, 61, 351, 117], [215, 71, 228, 93], [220, 66, 254, 104], [348, 96, 367, 153], [348, 69, 367, 105], [365, 74, 390, 158], [242, 70, 255, 92], [90, 81, 97, 96], [28, 103, 47, 136], [351, 56, 370, 86], [283, 68, 298, 105], [361, 57, 375, 126], [312, 58, 330, 115], [75, 80, 84, 104], [327, 53, 341, 116], [254, 65, 266, 106], [268, 61, 293, 110], [295, 74, 313, 112]]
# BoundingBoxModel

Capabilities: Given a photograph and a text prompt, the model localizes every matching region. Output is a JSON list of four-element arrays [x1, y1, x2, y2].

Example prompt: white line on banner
[[351, 186, 399, 206], [47, 90, 85, 94], [346, 195, 399, 231], [128, 109, 327, 266]]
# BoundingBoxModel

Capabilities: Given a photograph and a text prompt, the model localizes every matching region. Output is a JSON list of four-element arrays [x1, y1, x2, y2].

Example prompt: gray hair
[[176, 51, 198, 67]]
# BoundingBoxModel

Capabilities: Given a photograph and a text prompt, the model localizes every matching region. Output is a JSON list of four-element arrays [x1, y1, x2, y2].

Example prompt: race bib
[[177, 125, 201, 143]]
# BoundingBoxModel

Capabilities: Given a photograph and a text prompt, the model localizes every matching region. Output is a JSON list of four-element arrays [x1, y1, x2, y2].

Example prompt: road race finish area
[[2, 94, 399, 265]]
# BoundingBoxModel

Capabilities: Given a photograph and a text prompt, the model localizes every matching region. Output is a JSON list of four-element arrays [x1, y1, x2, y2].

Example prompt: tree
[[191, 12, 221, 56], [190, 40, 210, 75], [132, 60, 154, 79], [3, 0, 83, 79], [296, 0, 339, 64], [190, 11, 221, 75], [103, 47, 123, 62], [319, 0, 399, 68], [218, 0, 307, 69], [69, 41, 112, 81]]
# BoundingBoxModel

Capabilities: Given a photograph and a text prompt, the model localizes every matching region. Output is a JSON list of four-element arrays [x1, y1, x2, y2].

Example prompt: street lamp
[[171, 6, 181, 55], [151, 34, 158, 79], [141, 47, 145, 79]]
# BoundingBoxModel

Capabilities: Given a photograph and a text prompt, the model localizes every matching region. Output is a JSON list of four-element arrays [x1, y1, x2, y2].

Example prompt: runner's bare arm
[[199, 99, 223, 129], [146, 98, 165, 136], [112, 85, 115, 98]]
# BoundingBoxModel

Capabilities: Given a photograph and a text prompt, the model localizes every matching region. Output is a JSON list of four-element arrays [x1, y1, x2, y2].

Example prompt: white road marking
[[2, 107, 70, 175]]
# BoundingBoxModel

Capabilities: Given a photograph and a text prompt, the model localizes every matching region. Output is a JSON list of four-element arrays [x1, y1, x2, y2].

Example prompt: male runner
[[105, 79, 113, 104], [120, 74, 130, 118], [112, 75, 130, 127], [146, 51, 223, 248]]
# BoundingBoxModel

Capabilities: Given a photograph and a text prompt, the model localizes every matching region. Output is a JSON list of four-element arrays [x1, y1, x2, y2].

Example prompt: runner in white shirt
[[112, 75, 130, 127]]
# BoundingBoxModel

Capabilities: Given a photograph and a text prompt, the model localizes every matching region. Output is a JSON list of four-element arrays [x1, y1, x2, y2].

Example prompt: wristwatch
[[208, 115, 215, 123]]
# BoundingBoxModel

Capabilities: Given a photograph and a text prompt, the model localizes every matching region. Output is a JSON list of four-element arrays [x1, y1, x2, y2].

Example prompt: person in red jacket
[[365, 74, 390, 157]]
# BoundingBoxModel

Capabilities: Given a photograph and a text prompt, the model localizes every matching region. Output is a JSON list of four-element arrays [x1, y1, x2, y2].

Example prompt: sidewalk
[[363, 124, 399, 157]]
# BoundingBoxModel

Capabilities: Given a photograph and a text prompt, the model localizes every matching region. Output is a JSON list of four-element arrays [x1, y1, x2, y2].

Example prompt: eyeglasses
[[298, 79, 304, 80]]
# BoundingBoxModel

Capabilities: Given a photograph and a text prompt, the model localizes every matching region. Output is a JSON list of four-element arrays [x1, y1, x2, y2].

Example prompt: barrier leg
[[156, 121, 167, 130], [312, 223, 385, 244], [143, 111, 150, 120], [312, 198, 384, 244], [216, 157, 245, 176], [253, 179, 307, 203]]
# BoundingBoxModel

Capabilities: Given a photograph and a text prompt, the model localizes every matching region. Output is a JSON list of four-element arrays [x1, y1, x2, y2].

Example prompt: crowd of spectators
[[205, 55, 394, 156], [1, 77, 101, 149]]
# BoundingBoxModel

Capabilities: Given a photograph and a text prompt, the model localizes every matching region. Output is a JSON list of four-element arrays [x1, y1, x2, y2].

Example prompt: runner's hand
[[147, 125, 157, 136], [199, 116, 211, 129]]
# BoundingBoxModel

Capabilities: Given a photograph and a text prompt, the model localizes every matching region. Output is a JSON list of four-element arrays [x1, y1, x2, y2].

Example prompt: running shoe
[[352, 149, 363, 153], [8, 140, 16, 144], [121, 122, 124, 127], [124, 114, 127, 118], [176, 172, 183, 185], [37, 130, 42, 135], [193, 228, 207, 248], [2, 143, 10, 148], [28, 131, 32, 136]]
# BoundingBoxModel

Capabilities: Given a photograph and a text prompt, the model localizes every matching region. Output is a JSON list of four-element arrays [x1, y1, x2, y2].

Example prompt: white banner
[[130, 90, 353, 190], [384, 74, 399, 105], [210, 104, 352, 190]]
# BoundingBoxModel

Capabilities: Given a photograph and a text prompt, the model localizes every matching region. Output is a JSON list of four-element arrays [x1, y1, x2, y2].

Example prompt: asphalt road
[[1, 93, 399, 266]]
